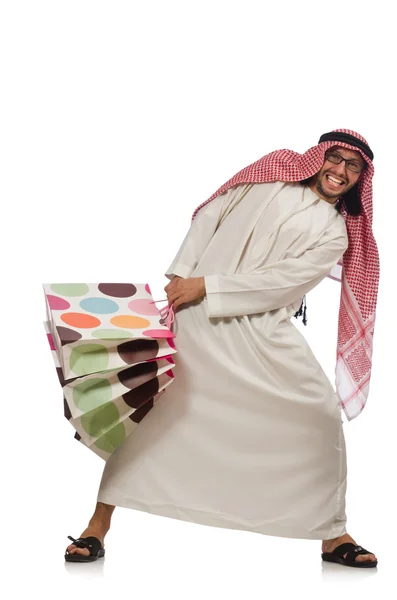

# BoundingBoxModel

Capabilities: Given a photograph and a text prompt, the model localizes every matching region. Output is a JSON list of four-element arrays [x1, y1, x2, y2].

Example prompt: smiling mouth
[[324, 174, 345, 189]]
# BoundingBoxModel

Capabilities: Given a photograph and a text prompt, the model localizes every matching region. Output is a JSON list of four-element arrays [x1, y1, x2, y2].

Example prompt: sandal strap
[[332, 542, 372, 562], [67, 535, 103, 556]]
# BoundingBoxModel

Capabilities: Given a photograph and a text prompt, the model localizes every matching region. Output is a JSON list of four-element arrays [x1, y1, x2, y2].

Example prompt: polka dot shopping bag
[[43, 283, 176, 460]]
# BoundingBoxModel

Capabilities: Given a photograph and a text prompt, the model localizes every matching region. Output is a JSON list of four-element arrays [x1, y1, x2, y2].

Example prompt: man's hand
[[164, 276, 206, 311]]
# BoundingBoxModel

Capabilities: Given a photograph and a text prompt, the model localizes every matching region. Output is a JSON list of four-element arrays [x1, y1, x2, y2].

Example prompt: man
[[65, 129, 379, 568]]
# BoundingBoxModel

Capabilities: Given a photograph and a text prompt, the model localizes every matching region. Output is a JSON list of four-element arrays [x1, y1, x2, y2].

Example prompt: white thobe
[[97, 181, 349, 540]]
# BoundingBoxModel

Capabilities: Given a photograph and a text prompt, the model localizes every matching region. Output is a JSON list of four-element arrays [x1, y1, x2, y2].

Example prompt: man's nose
[[333, 160, 348, 177]]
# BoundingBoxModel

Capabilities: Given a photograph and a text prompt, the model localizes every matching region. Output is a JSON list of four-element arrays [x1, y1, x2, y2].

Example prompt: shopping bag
[[68, 369, 175, 447], [43, 281, 177, 460], [45, 321, 175, 423], [75, 387, 170, 460], [43, 283, 176, 379]]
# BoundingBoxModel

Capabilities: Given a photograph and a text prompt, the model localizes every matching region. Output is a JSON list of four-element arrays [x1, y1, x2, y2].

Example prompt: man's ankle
[[88, 517, 110, 533]]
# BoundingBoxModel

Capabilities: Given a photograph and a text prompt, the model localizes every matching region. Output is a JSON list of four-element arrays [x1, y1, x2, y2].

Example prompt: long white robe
[[97, 181, 349, 540]]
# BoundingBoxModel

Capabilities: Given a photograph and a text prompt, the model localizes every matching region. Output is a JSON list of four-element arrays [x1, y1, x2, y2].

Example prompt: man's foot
[[65, 526, 106, 558], [322, 533, 377, 564], [65, 503, 114, 559]]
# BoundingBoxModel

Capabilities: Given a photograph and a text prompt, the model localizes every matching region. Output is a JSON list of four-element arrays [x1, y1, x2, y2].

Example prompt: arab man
[[66, 129, 379, 569]]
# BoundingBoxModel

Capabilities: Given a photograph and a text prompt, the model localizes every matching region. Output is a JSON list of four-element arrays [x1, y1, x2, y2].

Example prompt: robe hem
[[96, 492, 346, 541]]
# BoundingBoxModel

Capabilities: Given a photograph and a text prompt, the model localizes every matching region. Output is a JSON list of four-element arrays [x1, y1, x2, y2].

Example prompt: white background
[[1, 1, 396, 598]]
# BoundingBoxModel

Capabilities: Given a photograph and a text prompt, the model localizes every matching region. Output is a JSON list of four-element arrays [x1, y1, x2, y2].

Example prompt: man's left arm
[[203, 229, 348, 319]]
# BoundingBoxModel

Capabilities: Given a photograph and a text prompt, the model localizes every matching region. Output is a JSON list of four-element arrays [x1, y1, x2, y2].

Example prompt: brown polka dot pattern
[[117, 361, 158, 390], [64, 397, 72, 420], [129, 399, 154, 423], [56, 326, 82, 346], [98, 283, 137, 298], [117, 338, 159, 364], [56, 367, 66, 386], [122, 378, 159, 409]]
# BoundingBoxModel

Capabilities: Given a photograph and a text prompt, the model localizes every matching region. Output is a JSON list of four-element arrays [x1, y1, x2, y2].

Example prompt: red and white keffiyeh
[[192, 129, 379, 420]]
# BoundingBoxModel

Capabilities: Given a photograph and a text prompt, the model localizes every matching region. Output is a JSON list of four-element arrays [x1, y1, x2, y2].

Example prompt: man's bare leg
[[66, 502, 115, 557], [322, 533, 377, 564]]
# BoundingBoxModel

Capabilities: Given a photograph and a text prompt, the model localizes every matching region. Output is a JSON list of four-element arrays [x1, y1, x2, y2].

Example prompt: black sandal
[[65, 535, 105, 562], [322, 542, 377, 568]]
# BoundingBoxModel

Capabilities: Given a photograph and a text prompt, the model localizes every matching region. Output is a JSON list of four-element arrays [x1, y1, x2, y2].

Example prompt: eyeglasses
[[325, 151, 365, 174]]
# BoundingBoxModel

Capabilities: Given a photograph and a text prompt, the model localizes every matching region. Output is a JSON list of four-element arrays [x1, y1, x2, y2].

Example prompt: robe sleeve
[[164, 191, 229, 281], [204, 227, 348, 318]]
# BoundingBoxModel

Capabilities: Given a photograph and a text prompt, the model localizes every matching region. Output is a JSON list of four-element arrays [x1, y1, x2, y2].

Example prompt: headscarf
[[192, 129, 379, 420]]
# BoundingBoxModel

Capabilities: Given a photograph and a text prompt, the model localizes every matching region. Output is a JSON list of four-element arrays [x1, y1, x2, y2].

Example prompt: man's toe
[[356, 553, 377, 563], [66, 544, 89, 556]]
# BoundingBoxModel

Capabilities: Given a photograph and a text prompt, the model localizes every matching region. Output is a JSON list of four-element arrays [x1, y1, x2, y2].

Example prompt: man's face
[[310, 146, 365, 202]]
